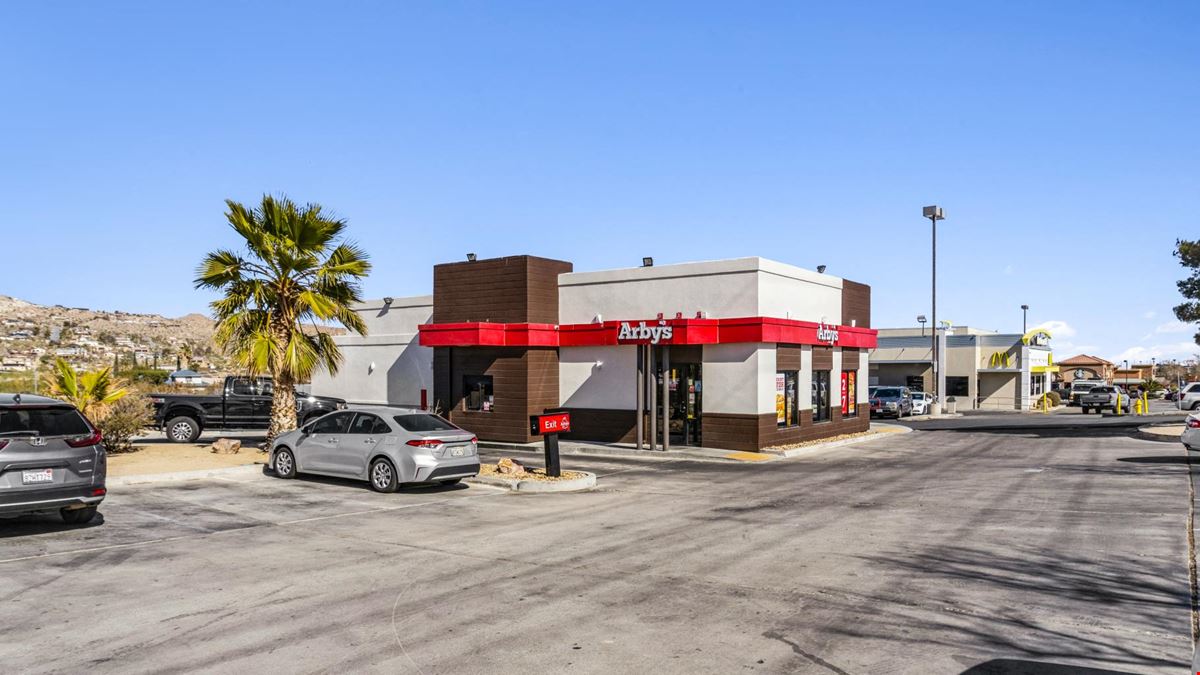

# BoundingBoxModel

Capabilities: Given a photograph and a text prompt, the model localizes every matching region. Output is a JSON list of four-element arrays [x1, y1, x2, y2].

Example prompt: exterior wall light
[[817, 265, 827, 273], [642, 257, 654, 267], [466, 253, 477, 262]]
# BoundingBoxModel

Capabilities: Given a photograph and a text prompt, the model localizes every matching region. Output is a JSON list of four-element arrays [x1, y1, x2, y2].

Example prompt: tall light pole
[[1021, 304, 1029, 334], [923, 205, 945, 412]]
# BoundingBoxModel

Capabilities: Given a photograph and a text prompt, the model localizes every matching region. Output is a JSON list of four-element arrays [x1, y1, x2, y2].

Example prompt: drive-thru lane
[[0, 424, 1191, 673]]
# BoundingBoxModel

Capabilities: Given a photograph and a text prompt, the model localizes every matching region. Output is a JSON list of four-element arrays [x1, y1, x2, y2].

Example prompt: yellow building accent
[[1031, 365, 1060, 374], [989, 351, 1013, 368], [1021, 327, 1053, 345]]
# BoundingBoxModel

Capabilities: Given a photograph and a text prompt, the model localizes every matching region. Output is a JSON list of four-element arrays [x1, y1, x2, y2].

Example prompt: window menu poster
[[840, 371, 849, 415], [776, 373, 786, 424], [847, 371, 856, 415]]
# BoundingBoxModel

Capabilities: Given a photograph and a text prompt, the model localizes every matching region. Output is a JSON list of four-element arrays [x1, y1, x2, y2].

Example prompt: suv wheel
[[166, 416, 201, 443], [369, 458, 399, 493], [61, 506, 97, 525]]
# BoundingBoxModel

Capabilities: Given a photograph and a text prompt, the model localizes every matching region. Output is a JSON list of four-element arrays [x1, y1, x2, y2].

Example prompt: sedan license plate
[[22, 469, 54, 485], [449, 446, 466, 457]]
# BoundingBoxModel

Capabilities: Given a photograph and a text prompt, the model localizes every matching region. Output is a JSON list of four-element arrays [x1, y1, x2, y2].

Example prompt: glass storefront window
[[813, 370, 831, 422], [776, 371, 798, 427]]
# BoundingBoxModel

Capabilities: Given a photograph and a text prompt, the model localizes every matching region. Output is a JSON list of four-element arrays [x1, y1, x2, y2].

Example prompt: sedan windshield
[[393, 414, 460, 433]]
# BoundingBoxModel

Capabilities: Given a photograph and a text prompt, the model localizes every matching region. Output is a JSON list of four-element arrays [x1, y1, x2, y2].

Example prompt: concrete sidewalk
[[480, 423, 905, 463]]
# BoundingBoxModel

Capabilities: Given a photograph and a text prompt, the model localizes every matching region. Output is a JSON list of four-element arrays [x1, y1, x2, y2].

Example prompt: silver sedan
[[1184, 413, 1200, 452], [268, 406, 480, 492]]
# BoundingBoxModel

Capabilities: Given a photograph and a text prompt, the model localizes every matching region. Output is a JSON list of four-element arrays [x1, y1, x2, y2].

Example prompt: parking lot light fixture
[[923, 205, 945, 413], [917, 314, 927, 337]]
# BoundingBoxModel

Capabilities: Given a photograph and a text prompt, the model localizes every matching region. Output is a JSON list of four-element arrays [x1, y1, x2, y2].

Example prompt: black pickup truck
[[150, 376, 345, 442]]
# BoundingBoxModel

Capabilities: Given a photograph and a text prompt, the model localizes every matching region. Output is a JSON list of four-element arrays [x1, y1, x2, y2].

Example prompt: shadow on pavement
[[959, 658, 1137, 674], [1117, 456, 1191, 465], [837, 543, 1188, 672], [0, 511, 106, 538], [288, 472, 471, 494]]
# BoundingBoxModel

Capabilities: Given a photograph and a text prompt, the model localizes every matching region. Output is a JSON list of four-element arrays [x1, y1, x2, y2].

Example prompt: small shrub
[[1047, 391, 1062, 406], [96, 395, 153, 453]]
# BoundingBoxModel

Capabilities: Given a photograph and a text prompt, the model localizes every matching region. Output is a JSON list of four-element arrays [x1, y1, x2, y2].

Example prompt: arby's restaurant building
[[312, 254, 877, 452]]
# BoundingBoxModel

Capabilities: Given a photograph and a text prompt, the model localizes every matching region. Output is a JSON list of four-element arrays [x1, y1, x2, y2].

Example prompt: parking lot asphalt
[[1, 424, 1193, 674]]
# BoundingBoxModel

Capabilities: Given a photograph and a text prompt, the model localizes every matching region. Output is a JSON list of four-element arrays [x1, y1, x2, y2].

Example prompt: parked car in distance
[[269, 406, 481, 492], [869, 386, 913, 418], [1183, 413, 1200, 452], [1079, 385, 1133, 415], [910, 391, 932, 416], [0, 393, 106, 524], [1068, 379, 1105, 406], [151, 376, 346, 443], [1178, 382, 1200, 411]]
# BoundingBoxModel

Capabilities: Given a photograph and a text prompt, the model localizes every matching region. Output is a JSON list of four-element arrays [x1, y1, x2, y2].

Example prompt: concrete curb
[[762, 424, 910, 458], [900, 413, 964, 422], [478, 441, 736, 463], [465, 471, 597, 493], [1135, 423, 1187, 444], [108, 463, 266, 486]]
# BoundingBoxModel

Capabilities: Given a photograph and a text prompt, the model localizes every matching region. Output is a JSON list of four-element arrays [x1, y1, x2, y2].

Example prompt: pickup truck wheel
[[165, 416, 200, 443]]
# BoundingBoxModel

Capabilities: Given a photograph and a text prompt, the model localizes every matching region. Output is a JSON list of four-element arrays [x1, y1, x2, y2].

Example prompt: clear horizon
[[3, 1, 1197, 364]]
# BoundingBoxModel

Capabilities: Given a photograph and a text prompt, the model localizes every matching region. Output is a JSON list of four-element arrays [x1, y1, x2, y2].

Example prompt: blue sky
[[2, 1, 1197, 363]]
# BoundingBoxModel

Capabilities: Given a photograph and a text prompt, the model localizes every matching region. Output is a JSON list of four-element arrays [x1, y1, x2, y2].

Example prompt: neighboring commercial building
[[312, 255, 877, 452], [1058, 354, 1115, 384], [869, 326, 1055, 410]]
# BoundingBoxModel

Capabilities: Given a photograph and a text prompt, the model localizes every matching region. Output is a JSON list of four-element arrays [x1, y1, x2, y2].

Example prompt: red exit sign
[[530, 412, 571, 436]]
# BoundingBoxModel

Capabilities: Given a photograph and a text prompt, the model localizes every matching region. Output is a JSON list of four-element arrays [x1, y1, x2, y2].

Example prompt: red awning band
[[418, 317, 877, 349]]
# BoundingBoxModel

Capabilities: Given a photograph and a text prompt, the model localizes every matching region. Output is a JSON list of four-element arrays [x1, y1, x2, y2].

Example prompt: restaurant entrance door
[[667, 363, 702, 446]]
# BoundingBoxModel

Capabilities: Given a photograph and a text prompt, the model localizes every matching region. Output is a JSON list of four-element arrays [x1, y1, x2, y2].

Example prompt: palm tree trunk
[[267, 376, 297, 447], [266, 319, 298, 446]]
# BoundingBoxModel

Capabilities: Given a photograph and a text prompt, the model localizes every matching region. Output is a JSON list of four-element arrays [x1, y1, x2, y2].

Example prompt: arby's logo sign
[[817, 322, 839, 345], [617, 320, 674, 344]]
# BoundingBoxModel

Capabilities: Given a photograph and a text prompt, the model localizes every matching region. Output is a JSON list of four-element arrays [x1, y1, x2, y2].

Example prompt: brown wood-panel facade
[[841, 280, 871, 328], [433, 346, 560, 443], [432, 255, 572, 325]]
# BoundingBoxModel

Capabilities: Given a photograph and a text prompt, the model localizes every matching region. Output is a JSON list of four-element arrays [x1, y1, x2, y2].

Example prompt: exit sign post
[[529, 412, 571, 477]]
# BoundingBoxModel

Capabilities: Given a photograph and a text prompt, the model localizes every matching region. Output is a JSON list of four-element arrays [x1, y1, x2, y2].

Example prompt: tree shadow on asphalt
[[832, 543, 1188, 672], [0, 511, 106, 538]]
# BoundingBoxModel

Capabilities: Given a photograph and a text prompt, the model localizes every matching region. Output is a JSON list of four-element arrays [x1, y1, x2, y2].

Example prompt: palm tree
[[195, 195, 370, 444], [48, 358, 128, 418]]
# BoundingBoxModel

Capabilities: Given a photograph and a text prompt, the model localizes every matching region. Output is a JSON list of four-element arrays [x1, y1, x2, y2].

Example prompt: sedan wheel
[[274, 448, 297, 479], [370, 458, 399, 493]]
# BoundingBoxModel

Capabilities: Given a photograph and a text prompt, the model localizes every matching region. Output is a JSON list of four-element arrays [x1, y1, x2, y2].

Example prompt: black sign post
[[530, 412, 570, 478]]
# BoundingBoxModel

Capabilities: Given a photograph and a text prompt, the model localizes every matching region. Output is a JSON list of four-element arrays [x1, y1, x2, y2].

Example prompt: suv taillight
[[66, 429, 103, 448]]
